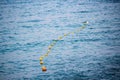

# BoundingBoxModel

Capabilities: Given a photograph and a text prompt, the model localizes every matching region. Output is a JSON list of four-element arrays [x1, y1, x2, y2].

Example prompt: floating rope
[[39, 21, 88, 72]]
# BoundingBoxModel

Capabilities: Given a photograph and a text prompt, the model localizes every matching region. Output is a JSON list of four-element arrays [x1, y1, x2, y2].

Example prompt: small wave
[[22, 26, 32, 28]]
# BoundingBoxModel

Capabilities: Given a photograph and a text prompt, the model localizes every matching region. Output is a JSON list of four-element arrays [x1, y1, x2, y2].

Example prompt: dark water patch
[[66, 71, 89, 80], [72, 45, 79, 49], [90, 29, 120, 34], [0, 14, 2, 16], [9, 21, 14, 23], [65, 24, 82, 28], [72, 10, 99, 14], [113, 18, 120, 22], [97, 19, 115, 25], [0, 17, 3, 20], [32, 2, 47, 7], [27, 20, 42, 23], [0, 47, 18, 54], [46, 9, 57, 12], [17, 19, 43, 23], [73, 38, 102, 42], [24, 42, 45, 48], [78, 3, 92, 5], [105, 55, 120, 65], [0, 43, 22, 54], [0, 41, 48, 54], [103, 41, 120, 46], [0, 0, 32, 5], [0, 29, 11, 35], [21, 14, 33, 17], [56, 38, 118, 43], [18, 20, 43, 23], [88, 27, 94, 29], [56, 2, 64, 7], [54, 25, 60, 28], [101, 56, 120, 80], [35, 74, 51, 80], [22, 25, 32, 28], [112, 22, 120, 27]]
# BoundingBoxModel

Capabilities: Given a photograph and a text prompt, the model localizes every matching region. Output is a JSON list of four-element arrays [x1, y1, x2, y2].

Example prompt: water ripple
[[0, 0, 120, 80]]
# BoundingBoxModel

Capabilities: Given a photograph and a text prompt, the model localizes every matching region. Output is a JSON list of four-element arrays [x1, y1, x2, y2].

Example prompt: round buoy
[[42, 66, 47, 72], [40, 57, 43, 61], [40, 61, 44, 64]]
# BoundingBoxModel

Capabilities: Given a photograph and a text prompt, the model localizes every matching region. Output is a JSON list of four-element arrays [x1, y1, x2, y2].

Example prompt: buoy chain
[[39, 21, 88, 72]]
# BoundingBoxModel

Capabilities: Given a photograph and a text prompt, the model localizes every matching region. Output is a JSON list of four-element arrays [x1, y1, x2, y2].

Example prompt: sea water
[[0, 0, 120, 80]]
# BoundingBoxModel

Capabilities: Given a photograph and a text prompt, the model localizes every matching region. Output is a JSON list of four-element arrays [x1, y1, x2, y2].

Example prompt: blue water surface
[[0, 0, 120, 80]]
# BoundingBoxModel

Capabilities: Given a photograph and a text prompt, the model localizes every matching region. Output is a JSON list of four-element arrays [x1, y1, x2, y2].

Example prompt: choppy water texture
[[0, 0, 120, 80]]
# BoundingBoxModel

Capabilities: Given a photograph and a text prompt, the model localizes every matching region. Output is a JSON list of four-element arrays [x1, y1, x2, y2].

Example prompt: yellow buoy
[[50, 44, 54, 47], [45, 53, 48, 56], [48, 46, 52, 49], [47, 49, 50, 53], [58, 36, 62, 40], [64, 34, 67, 36], [39, 57, 43, 61], [40, 61, 44, 64]]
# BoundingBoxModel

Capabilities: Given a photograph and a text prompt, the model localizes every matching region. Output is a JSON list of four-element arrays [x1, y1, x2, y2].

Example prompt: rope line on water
[[39, 21, 88, 72]]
